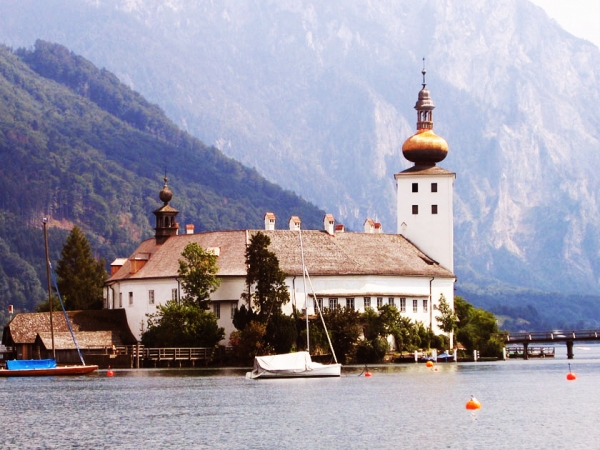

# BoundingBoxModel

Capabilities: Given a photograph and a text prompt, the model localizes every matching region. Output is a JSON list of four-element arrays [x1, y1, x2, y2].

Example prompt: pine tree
[[55, 226, 107, 310], [242, 231, 290, 323]]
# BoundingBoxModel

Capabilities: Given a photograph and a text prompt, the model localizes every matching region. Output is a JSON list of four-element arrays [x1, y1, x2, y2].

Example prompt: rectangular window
[[148, 290, 155, 305], [412, 183, 418, 193], [399, 297, 406, 312], [329, 298, 338, 309], [213, 303, 220, 319], [431, 182, 438, 193], [432, 205, 438, 214], [317, 297, 323, 312], [119, 293, 123, 308], [412, 205, 418, 215], [388, 297, 395, 306], [377, 297, 383, 308], [423, 299, 428, 313], [346, 298, 354, 309], [364, 297, 371, 309], [413, 299, 418, 313], [171, 288, 178, 301], [231, 302, 238, 319], [128, 292, 133, 306]]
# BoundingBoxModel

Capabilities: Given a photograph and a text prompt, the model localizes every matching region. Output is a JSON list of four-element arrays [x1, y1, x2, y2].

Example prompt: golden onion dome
[[402, 61, 449, 166], [402, 129, 449, 165]]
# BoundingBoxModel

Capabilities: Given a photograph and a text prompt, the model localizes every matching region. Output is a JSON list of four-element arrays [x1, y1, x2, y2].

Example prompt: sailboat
[[246, 229, 342, 379], [0, 219, 98, 377]]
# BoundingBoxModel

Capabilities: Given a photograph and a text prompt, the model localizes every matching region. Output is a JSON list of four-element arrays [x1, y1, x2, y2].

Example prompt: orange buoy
[[567, 363, 576, 380], [107, 366, 114, 377], [466, 395, 481, 410], [426, 360, 434, 368], [365, 371, 373, 377]]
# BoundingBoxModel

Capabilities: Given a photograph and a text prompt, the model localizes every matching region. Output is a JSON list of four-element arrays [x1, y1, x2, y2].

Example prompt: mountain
[[0, 41, 325, 320], [1, 1, 600, 327]]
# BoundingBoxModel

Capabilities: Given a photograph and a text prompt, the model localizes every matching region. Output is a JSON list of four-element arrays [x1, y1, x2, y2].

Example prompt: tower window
[[412, 183, 418, 193], [148, 290, 155, 305], [432, 205, 438, 214], [412, 205, 418, 215], [431, 183, 438, 192]]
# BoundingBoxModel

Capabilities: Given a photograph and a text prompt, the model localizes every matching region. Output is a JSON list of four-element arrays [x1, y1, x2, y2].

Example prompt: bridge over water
[[504, 330, 600, 359]]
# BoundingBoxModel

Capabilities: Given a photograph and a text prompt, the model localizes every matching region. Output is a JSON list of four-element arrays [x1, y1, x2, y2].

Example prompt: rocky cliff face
[[1, 0, 599, 294]]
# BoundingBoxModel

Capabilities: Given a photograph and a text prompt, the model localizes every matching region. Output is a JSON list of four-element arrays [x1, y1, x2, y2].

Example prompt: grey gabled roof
[[107, 229, 454, 282]]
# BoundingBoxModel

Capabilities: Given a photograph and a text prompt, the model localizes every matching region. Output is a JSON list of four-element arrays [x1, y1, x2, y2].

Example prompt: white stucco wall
[[106, 272, 455, 346], [285, 274, 454, 336], [396, 172, 455, 272]]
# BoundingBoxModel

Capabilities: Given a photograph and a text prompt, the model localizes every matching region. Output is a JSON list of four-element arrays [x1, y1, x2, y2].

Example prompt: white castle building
[[105, 72, 456, 345]]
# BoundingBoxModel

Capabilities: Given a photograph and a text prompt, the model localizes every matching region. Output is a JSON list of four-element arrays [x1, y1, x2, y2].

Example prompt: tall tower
[[153, 177, 179, 244], [395, 65, 455, 272]]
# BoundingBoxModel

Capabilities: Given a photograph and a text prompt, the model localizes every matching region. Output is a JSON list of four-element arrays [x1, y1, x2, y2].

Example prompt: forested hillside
[[0, 41, 325, 319]]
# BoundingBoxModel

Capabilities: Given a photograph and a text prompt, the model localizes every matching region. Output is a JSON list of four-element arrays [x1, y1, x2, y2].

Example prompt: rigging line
[[304, 265, 338, 364], [49, 262, 86, 366], [299, 228, 309, 353]]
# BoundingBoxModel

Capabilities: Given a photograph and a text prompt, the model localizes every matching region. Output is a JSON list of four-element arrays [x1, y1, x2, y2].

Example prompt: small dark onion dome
[[402, 68, 449, 166], [159, 176, 173, 205]]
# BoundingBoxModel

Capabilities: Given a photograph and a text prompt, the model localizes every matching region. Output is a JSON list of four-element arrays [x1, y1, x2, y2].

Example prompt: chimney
[[288, 215, 301, 231], [364, 218, 375, 233], [186, 224, 195, 235], [264, 212, 276, 230], [323, 213, 335, 235], [335, 224, 345, 233]]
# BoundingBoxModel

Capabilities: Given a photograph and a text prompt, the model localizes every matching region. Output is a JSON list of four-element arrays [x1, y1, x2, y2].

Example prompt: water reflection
[[2, 351, 600, 449]]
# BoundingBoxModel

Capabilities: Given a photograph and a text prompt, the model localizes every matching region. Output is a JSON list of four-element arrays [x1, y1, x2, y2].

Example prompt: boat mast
[[299, 228, 309, 353], [43, 218, 56, 360]]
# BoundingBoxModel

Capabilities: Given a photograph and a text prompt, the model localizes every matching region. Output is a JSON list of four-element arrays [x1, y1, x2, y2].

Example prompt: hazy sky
[[529, 0, 600, 48]]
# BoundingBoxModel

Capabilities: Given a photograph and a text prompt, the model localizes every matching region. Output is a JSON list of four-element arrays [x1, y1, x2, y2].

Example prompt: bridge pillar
[[566, 340, 574, 359], [523, 342, 529, 360]]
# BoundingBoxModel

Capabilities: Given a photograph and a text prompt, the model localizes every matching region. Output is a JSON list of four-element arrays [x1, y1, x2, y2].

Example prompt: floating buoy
[[107, 366, 114, 377], [566, 363, 576, 381], [426, 360, 434, 368], [365, 371, 373, 377], [466, 395, 481, 410]]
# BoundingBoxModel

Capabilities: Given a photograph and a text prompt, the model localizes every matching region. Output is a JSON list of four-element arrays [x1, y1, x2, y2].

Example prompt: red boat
[[0, 359, 98, 377]]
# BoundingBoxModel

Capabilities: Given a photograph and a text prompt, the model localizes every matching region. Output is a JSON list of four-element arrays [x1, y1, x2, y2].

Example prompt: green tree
[[241, 231, 290, 324], [55, 226, 107, 310], [229, 321, 269, 364], [377, 304, 421, 353], [455, 296, 504, 358], [142, 299, 224, 347], [435, 293, 458, 342], [178, 242, 221, 309], [320, 307, 362, 364]]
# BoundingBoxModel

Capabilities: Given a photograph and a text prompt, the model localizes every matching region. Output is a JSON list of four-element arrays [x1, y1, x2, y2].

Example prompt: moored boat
[[0, 359, 98, 377], [246, 352, 341, 379]]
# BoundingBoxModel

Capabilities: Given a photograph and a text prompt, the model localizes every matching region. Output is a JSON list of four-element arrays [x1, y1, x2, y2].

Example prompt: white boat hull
[[246, 352, 341, 379]]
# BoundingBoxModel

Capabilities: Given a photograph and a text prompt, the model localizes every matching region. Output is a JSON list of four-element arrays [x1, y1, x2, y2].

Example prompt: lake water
[[2, 346, 600, 449]]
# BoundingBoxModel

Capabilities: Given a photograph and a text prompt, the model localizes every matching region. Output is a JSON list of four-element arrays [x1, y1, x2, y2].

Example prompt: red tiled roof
[[107, 230, 454, 282]]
